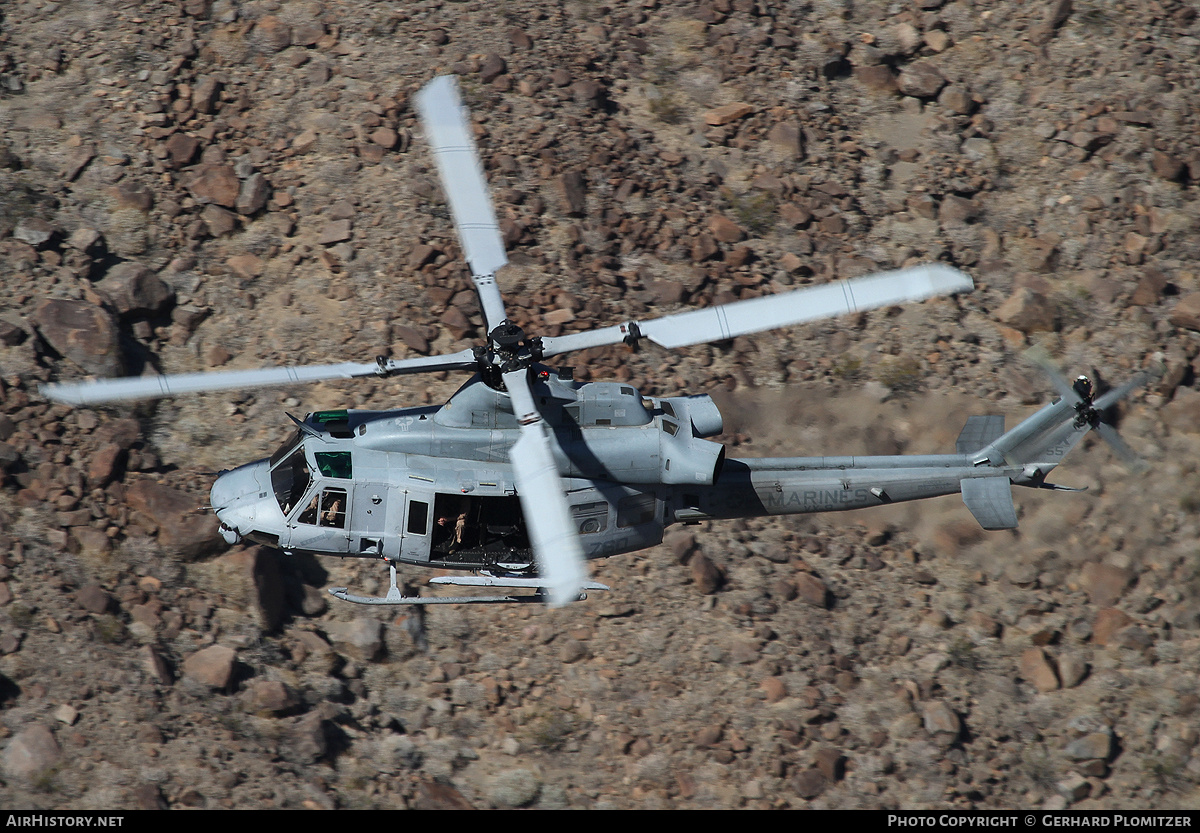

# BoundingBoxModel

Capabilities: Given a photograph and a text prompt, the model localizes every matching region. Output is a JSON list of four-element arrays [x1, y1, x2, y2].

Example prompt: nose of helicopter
[[211, 459, 273, 545]]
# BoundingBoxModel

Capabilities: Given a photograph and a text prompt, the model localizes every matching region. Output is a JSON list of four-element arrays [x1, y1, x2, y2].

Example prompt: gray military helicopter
[[41, 77, 1145, 608]]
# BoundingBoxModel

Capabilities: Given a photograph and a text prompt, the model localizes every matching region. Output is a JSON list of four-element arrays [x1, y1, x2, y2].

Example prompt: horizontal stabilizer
[[957, 415, 1005, 455], [961, 476, 1018, 530]]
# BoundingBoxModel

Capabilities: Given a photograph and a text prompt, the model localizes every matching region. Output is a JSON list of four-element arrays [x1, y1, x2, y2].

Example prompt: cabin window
[[314, 451, 353, 479], [297, 487, 347, 528], [617, 495, 657, 528], [407, 500, 430, 535]]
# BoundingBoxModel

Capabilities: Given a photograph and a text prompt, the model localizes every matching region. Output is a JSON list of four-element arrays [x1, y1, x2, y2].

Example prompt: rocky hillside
[[2, 0, 1199, 810]]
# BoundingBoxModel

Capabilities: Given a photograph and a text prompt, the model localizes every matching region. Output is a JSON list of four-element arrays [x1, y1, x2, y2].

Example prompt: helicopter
[[41, 76, 1146, 608]]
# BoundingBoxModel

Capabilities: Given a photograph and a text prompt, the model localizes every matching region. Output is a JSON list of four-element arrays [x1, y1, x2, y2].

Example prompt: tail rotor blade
[[1092, 372, 1150, 473], [1095, 421, 1146, 472], [1024, 346, 1081, 403], [1092, 372, 1150, 411]]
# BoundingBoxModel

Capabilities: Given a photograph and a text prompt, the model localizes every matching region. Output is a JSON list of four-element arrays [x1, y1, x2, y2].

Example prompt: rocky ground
[[2, 0, 1200, 810]]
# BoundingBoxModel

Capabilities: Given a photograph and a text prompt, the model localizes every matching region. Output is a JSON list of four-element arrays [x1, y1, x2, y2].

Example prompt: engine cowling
[[657, 395, 727, 485], [661, 434, 726, 485]]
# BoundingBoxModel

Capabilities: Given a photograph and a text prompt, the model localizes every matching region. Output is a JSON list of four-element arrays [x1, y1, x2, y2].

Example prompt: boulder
[[188, 164, 240, 208], [126, 479, 221, 560], [100, 261, 176, 317], [182, 645, 237, 689], [2, 725, 61, 783], [34, 298, 123, 377]]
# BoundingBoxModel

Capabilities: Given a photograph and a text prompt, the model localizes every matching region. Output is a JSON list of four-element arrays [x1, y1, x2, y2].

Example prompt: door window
[[297, 487, 348, 528], [271, 446, 312, 514], [407, 500, 430, 535]]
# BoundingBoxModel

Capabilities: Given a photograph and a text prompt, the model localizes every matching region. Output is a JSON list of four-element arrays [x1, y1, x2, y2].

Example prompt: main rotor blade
[[416, 75, 509, 332], [539, 263, 973, 357], [41, 349, 479, 406], [502, 368, 587, 607]]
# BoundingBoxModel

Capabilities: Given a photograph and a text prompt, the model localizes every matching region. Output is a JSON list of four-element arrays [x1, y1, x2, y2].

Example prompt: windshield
[[271, 445, 312, 515], [269, 428, 303, 468]]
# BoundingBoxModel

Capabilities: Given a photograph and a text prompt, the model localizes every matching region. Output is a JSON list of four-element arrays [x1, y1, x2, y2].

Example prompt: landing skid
[[328, 588, 556, 605], [429, 575, 612, 591], [327, 564, 608, 606]]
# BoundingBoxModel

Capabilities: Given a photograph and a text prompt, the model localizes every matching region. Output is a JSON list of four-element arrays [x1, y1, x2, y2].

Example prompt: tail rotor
[[1025, 347, 1150, 472]]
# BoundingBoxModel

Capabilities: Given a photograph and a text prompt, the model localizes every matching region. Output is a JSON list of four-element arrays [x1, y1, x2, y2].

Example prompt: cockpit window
[[271, 446, 312, 515], [315, 451, 353, 479], [269, 428, 303, 468]]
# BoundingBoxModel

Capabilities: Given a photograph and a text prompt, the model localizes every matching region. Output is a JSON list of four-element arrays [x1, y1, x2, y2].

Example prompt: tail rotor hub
[[1072, 375, 1098, 428]]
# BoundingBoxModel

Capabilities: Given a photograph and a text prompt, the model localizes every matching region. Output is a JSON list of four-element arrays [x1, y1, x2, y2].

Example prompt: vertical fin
[[956, 415, 1005, 455]]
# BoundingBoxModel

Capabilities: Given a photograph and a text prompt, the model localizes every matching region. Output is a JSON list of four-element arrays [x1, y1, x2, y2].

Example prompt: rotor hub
[[489, 321, 526, 352], [477, 322, 545, 388], [1069, 375, 1097, 428]]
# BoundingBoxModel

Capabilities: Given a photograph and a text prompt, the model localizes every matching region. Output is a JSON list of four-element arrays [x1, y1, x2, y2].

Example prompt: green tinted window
[[312, 410, 349, 424], [314, 451, 353, 479]]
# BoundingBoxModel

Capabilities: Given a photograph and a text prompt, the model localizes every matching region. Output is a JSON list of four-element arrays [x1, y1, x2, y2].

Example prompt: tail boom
[[671, 394, 1096, 532]]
